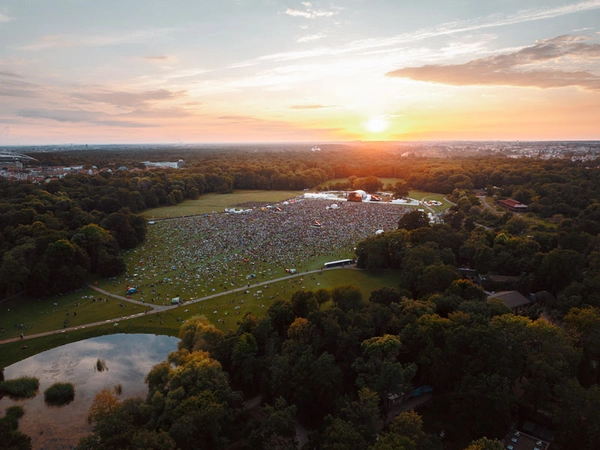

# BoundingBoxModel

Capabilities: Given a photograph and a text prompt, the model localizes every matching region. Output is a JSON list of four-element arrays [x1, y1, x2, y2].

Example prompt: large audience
[[124, 199, 408, 300]]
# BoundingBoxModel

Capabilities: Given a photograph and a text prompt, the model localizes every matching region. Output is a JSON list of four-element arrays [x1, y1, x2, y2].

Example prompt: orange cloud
[[387, 35, 600, 91], [289, 104, 332, 109]]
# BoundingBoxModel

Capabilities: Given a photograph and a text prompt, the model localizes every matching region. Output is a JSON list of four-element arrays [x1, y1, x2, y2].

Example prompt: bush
[[44, 382, 75, 406], [0, 376, 39, 400]]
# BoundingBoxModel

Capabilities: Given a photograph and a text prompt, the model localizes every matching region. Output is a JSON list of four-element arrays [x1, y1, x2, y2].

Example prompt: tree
[[553, 379, 600, 450], [321, 416, 370, 450], [352, 335, 416, 420], [178, 315, 225, 354], [337, 388, 380, 443], [332, 285, 365, 312], [353, 176, 383, 193], [0, 406, 32, 450], [291, 290, 319, 318], [456, 372, 513, 437], [417, 264, 459, 297], [398, 211, 429, 231], [315, 288, 331, 307], [246, 397, 298, 450], [463, 437, 504, 450], [231, 332, 259, 391], [369, 287, 402, 306], [537, 248, 584, 294], [392, 182, 409, 199]]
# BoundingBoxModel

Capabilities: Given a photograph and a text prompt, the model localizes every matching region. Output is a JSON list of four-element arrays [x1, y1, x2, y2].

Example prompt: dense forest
[[2, 147, 600, 449]]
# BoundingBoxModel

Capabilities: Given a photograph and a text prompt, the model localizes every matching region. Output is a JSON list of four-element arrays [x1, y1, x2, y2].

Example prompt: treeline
[[31, 146, 600, 215], [77, 280, 600, 450], [0, 177, 146, 298]]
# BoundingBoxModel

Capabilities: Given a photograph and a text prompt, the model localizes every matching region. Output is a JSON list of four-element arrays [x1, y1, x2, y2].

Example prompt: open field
[[0, 269, 399, 368], [142, 190, 304, 219], [0, 287, 152, 341], [407, 190, 453, 214]]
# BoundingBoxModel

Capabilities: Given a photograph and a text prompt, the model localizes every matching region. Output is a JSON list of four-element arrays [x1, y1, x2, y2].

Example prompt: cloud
[[284, 3, 338, 19], [218, 115, 258, 121], [72, 88, 185, 108], [19, 29, 171, 51], [297, 33, 327, 43], [290, 104, 331, 109], [119, 107, 194, 119], [264, 0, 600, 62], [0, 75, 40, 98], [144, 55, 170, 60], [0, 70, 21, 78], [386, 35, 600, 91], [17, 108, 152, 127], [0, 11, 14, 22]]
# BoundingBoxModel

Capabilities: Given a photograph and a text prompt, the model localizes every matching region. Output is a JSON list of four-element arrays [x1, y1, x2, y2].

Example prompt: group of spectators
[[123, 199, 408, 301]]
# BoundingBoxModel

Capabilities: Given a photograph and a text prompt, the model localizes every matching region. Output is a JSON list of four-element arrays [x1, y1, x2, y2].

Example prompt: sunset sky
[[0, 0, 599, 144]]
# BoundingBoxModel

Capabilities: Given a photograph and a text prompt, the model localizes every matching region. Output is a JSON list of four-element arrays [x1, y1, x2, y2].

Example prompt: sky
[[0, 0, 599, 144]]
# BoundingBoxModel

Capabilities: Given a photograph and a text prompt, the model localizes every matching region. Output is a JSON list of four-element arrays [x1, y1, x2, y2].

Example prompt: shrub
[[95, 358, 108, 372], [44, 382, 75, 406], [0, 376, 39, 400]]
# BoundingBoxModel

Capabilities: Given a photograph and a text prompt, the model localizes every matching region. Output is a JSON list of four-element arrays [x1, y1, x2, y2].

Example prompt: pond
[[0, 333, 179, 450]]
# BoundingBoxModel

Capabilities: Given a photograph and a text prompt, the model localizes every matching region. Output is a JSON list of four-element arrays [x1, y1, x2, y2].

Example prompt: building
[[487, 290, 531, 313], [0, 151, 37, 170], [498, 198, 528, 212]]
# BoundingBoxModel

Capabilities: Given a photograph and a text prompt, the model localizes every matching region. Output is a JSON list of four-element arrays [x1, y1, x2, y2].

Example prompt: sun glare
[[365, 116, 389, 133]]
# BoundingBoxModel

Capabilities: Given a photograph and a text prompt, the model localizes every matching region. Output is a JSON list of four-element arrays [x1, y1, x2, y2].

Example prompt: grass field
[[142, 190, 304, 219], [407, 190, 452, 214], [0, 286, 152, 341], [0, 268, 399, 368]]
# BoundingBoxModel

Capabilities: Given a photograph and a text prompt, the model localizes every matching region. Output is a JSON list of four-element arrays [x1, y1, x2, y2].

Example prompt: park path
[[0, 266, 351, 346]]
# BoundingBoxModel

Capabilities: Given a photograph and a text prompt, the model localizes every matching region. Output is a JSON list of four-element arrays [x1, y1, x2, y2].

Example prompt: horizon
[[1, 0, 599, 144], [4, 139, 600, 149]]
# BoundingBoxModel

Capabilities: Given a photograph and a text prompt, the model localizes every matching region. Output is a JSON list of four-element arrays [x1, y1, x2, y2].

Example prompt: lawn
[[0, 286, 152, 341], [407, 190, 453, 214], [142, 190, 304, 219], [0, 268, 400, 368]]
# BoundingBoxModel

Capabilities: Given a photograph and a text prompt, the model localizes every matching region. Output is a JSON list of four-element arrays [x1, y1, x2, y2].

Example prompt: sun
[[365, 116, 389, 133]]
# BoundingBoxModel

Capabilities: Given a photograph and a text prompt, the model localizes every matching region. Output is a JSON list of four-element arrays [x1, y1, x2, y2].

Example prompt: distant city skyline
[[0, 0, 599, 144]]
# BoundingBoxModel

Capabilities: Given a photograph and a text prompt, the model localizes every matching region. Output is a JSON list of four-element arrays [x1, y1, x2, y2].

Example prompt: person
[[20, 333, 24, 339]]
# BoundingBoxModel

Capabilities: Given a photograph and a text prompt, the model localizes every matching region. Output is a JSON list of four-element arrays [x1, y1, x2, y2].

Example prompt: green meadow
[[0, 269, 399, 368], [142, 190, 304, 219]]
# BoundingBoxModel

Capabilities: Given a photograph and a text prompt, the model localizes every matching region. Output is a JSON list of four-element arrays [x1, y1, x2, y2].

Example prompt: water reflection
[[0, 333, 178, 450]]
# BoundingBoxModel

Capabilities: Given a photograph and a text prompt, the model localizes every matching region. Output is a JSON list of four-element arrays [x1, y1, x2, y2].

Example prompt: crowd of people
[[121, 198, 409, 302]]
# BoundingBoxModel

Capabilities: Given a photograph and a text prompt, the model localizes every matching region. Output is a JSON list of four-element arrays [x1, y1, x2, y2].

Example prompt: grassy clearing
[[44, 382, 75, 406], [86, 269, 399, 337], [0, 376, 39, 400], [407, 190, 452, 214], [142, 190, 304, 219], [0, 269, 399, 367], [0, 286, 152, 340]]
